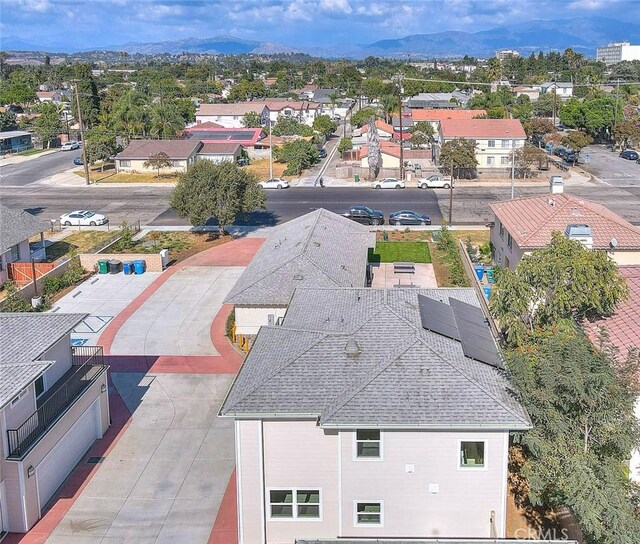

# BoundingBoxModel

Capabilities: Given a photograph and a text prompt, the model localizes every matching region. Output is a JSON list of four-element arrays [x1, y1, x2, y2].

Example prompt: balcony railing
[[6, 346, 107, 460]]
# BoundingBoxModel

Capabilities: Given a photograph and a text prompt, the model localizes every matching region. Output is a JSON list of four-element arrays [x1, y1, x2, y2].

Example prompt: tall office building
[[596, 42, 640, 65]]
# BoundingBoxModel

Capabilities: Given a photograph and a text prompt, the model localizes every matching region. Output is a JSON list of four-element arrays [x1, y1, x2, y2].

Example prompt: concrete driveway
[[52, 272, 162, 347], [109, 266, 244, 356], [46, 372, 235, 544]]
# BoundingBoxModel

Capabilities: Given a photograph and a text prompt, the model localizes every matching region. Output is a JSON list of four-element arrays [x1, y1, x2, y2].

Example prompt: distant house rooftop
[[0, 313, 86, 409], [489, 194, 640, 250], [225, 209, 375, 306], [221, 287, 531, 429], [115, 139, 202, 160], [411, 109, 487, 122], [199, 142, 243, 155], [440, 118, 526, 140]]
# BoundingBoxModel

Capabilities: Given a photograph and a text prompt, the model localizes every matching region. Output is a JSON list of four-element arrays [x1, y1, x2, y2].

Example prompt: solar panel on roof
[[417, 294, 460, 340], [449, 298, 503, 369]]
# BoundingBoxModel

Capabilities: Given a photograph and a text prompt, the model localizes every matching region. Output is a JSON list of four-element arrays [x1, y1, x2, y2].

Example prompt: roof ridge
[[515, 194, 572, 243], [413, 334, 530, 426]]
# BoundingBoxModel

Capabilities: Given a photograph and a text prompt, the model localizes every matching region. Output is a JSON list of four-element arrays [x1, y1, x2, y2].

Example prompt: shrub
[[1, 280, 33, 312], [225, 308, 235, 338], [117, 221, 135, 250]]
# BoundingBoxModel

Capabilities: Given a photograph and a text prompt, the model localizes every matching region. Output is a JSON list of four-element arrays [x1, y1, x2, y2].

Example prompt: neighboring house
[[409, 109, 487, 132], [489, 192, 640, 269], [354, 120, 394, 140], [225, 209, 375, 336], [358, 142, 431, 171], [183, 125, 267, 158], [438, 119, 526, 172], [0, 313, 109, 533], [220, 287, 531, 543], [35, 90, 70, 104], [583, 265, 640, 482], [197, 142, 243, 164], [114, 140, 202, 174], [195, 103, 269, 128], [512, 86, 540, 101], [0, 204, 49, 286], [539, 82, 573, 100], [0, 131, 33, 154], [405, 91, 472, 109], [264, 100, 323, 126]]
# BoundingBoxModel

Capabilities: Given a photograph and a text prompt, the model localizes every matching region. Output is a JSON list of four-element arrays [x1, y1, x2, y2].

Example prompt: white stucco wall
[[234, 306, 288, 336]]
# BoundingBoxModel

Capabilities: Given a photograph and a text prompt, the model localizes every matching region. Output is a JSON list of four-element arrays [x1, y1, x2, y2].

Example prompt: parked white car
[[259, 178, 290, 189], [60, 210, 108, 226], [371, 177, 405, 189], [418, 175, 454, 189], [61, 141, 80, 151]]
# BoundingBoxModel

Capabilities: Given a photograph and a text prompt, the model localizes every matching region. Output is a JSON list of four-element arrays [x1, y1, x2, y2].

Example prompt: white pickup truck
[[417, 174, 454, 189]]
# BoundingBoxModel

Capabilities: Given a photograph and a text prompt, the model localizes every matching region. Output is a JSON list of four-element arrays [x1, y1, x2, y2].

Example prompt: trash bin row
[[98, 259, 146, 275]]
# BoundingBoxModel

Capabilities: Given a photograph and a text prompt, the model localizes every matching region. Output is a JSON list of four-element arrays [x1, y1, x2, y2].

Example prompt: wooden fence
[[8, 262, 56, 286]]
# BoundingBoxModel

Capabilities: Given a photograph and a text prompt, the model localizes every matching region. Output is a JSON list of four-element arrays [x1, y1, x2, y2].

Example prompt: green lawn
[[18, 147, 51, 156], [368, 241, 432, 264]]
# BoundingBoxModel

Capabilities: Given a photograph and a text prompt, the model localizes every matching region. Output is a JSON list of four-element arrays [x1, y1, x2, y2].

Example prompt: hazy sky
[[2, 0, 639, 49]]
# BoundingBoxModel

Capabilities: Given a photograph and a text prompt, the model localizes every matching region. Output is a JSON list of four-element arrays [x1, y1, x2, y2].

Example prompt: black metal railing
[[6, 346, 106, 459]]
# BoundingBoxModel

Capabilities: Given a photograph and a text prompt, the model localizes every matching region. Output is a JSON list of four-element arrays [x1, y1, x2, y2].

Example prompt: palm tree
[[379, 94, 397, 124], [149, 103, 184, 139]]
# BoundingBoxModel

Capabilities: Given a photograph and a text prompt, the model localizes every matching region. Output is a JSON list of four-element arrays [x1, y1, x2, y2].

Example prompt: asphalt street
[[0, 149, 80, 186], [580, 144, 640, 187]]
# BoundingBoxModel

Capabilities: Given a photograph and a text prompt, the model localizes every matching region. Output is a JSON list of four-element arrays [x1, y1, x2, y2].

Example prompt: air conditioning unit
[[565, 224, 593, 249]]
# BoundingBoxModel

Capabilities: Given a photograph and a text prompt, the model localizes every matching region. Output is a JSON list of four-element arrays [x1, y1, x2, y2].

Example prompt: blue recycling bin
[[485, 268, 495, 284], [123, 261, 134, 275], [133, 259, 146, 275], [474, 265, 484, 281], [482, 286, 492, 301]]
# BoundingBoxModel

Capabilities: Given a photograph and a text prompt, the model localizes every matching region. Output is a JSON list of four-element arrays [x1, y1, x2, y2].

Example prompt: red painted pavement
[[209, 469, 238, 544]]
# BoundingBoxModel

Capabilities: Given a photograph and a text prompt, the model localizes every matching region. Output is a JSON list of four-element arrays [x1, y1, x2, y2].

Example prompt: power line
[[401, 76, 640, 88]]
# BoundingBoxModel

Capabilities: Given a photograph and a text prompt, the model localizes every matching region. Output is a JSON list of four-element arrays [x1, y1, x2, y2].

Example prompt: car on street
[[318, 148, 327, 158], [418, 175, 453, 189], [73, 156, 83, 165], [371, 177, 405, 189], [60, 210, 108, 226], [61, 141, 80, 151], [259, 178, 289, 189], [620, 149, 639, 161], [343, 205, 385, 225], [237, 157, 249, 166], [389, 210, 431, 226]]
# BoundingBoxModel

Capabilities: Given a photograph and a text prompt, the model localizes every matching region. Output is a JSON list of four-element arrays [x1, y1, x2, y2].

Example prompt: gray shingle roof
[[0, 313, 87, 408], [0, 204, 49, 253], [115, 139, 201, 160], [225, 209, 376, 306], [220, 288, 531, 429]]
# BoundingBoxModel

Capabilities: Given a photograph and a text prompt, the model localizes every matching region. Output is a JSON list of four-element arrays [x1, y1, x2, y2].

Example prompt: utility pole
[[72, 80, 91, 186], [398, 75, 404, 181], [269, 120, 273, 180], [449, 159, 454, 225], [613, 78, 621, 133]]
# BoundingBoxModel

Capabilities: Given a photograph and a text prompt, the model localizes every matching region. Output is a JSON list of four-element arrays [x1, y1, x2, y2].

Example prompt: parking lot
[[580, 144, 640, 187]]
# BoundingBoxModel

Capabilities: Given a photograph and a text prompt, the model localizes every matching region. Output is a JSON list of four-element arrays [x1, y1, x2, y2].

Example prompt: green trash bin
[[354, 174, 360, 183], [98, 259, 109, 274]]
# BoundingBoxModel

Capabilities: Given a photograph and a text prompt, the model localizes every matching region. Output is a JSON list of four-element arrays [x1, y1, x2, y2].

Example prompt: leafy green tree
[[511, 95, 533, 122], [561, 130, 593, 164], [514, 145, 546, 177], [408, 121, 434, 146], [533, 93, 555, 117], [227, 79, 268, 102], [0, 110, 18, 131], [0, 80, 36, 105], [613, 120, 640, 149], [360, 77, 393, 101], [170, 160, 265, 231], [273, 139, 319, 175], [507, 327, 640, 544], [72, 64, 100, 127], [34, 102, 62, 148], [524, 117, 555, 141], [491, 232, 629, 345], [271, 116, 312, 137], [312, 114, 337, 138], [337, 137, 353, 154], [438, 138, 478, 179], [241, 111, 263, 128], [85, 129, 118, 172], [110, 90, 150, 139], [149, 103, 184, 138], [174, 98, 197, 124], [351, 107, 377, 128], [378, 94, 397, 123], [144, 152, 173, 178]]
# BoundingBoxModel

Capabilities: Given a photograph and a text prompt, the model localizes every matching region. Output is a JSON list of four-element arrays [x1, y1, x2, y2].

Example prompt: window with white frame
[[355, 429, 381, 458], [501, 139, 511, 148], [120, 160, 131, 168], [487, 156, 495, 166], [355, 501, 382, 525], [460, 440, 486, 468], [487, 139, 495, 148], [501, 156, 510, 165], [269, 489, 321, 519]]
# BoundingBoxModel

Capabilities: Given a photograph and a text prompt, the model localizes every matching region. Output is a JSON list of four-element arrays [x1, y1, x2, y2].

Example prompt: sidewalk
[[0, 148, 60, 166]]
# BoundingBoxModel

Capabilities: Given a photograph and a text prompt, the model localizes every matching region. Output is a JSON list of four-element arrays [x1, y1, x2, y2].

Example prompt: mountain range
[[2, 17, 640, 58]]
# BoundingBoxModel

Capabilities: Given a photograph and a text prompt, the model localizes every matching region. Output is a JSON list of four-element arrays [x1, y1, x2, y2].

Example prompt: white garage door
[[36, 399, 100, 510]]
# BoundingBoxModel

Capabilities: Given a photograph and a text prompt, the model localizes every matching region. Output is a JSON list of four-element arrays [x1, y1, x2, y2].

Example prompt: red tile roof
[[440, 118, 526, 139], [190, 121, 224, 129], [115, 139, 202, 160], [358, 142, 431, 159], [411, 109, 487, 122], [489, 194, 640, 250], [584, 265, 640, 358], [360, 119, 394, 135]]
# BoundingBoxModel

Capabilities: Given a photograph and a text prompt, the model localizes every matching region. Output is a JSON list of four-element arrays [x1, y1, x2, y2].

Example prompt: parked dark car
[[343, 206, 384, 226], [73, 156, 83, 165], [318, 148, 327, 158], [237, 157, 249, 166], [389, 210, 431, 226], [620, 149, 639, 161]]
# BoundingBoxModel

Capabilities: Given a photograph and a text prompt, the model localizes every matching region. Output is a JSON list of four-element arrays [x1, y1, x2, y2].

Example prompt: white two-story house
[[0, 313, 109, 534], [439, 119, 526, 174], [220, 287, 531, 543], [195, 103, 270, 128]]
